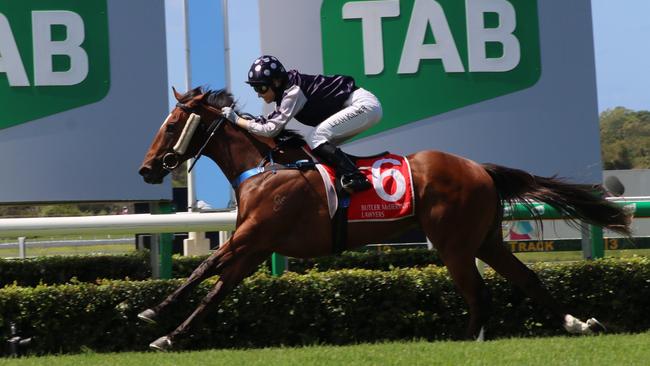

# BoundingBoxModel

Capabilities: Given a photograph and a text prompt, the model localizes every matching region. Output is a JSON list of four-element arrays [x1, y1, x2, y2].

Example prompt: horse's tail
[[482, 163, 632, 236]]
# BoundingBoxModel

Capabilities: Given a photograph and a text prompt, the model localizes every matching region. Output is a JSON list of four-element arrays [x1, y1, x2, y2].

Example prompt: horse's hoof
[[137, 309, 158, 325], [563, 314, 590, 334], [586, 318, 606, 334], [149, 336, 173, 352]]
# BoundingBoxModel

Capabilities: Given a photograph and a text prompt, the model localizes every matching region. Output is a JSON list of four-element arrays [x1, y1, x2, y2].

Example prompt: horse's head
[[139, 87, 234, 184]]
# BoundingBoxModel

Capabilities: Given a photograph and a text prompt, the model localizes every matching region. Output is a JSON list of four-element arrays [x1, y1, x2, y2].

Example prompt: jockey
[[221, 55, 383, 193]]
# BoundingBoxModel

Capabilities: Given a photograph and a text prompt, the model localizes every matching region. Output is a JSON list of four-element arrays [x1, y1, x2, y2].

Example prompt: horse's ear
[[172, 86, 183, 101], [198, 90, 212, 102]]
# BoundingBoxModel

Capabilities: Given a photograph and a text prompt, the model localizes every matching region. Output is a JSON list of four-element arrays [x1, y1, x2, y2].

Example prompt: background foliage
[[600, 107, 650, 169]]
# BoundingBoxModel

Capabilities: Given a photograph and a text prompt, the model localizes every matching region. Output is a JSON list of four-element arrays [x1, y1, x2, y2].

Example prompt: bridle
[[161, 101, 228, 172], [160, 99, 315, 189]]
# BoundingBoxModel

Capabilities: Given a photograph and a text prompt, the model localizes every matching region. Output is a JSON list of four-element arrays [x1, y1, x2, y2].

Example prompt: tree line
[[0, 203, 131, 219], [600, 107, 650, 169]]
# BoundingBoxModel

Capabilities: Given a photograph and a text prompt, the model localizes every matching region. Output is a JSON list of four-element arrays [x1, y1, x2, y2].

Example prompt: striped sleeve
[[247, 85, 307, 137]]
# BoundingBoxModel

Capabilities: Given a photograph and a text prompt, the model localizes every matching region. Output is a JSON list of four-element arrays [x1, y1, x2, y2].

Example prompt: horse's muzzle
[[139, 165, 165, 184]]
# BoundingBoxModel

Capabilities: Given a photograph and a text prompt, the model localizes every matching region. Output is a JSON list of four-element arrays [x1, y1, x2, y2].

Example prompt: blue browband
[[230, 160, 315, 189]]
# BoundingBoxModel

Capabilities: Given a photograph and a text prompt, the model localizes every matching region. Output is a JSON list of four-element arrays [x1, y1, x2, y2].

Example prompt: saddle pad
[[318, 153, 415, 222]]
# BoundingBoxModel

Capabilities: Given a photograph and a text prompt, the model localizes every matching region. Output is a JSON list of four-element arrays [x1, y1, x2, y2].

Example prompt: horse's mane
[[274, 129, 308, 149], [181, 86, 308, 148], [179, 86, 235, 110]]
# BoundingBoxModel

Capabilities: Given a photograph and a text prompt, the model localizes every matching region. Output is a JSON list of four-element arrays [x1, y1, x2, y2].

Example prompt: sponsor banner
[[0, 0, 110, 130], [507, 237, 649, 253], [321, 0, 541, 138]]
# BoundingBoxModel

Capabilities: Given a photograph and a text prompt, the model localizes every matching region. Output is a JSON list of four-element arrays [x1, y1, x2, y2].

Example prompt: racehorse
[[138, 87, 631, 351]]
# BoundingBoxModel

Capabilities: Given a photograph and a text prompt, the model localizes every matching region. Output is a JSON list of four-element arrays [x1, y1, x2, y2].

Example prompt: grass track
[[0, 244, 134, 258], [514, 249, 650, 263], [2, 331, 649, 366]]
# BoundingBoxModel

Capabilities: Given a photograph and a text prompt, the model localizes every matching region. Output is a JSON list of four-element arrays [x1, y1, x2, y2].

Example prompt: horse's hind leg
[[422, 219, 492, 340], [418, 195, 494, 339], [443, 253, 493, 340], [476, 229, 605, 335]]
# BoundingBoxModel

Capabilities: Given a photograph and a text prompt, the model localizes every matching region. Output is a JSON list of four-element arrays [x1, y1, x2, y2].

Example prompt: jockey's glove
[[221, 107, 238, 123], [221, 107, 250, 130]]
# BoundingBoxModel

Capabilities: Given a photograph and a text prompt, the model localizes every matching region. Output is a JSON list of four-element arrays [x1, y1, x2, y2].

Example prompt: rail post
[[151, 202, 174, 279], [590, 225, 605, 259], [271, 253, 286, 276], [18, 237, 26, 259], [580, 224, 593, 259]]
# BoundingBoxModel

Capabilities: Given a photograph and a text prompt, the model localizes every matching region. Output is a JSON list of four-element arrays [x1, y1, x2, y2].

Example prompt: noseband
[[162, 102, 227, 172]]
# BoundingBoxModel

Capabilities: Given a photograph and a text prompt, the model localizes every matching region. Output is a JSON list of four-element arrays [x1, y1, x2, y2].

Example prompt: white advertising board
[[0, 0, 170, 203]]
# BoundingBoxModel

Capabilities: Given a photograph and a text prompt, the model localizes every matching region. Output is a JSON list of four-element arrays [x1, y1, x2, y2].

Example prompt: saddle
[[311, 151, 415, 255], [275, 135, 414, 255]]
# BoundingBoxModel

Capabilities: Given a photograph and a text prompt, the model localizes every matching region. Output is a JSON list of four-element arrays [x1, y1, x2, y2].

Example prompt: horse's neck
[[202, 123, 274, 183]]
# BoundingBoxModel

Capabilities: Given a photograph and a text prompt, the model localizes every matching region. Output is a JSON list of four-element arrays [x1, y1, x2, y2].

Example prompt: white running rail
[[0, 211, 237, 237]]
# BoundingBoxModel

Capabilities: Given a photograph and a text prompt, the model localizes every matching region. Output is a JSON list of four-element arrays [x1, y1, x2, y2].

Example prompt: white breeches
[[307, 88, 382, 149]]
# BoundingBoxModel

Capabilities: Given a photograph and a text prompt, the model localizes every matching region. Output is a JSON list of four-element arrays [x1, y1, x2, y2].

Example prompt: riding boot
[[313, 142, 372, 193]]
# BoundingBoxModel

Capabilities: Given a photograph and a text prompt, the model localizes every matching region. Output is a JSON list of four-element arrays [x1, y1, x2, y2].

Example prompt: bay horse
[[138, 87, 631, 351]]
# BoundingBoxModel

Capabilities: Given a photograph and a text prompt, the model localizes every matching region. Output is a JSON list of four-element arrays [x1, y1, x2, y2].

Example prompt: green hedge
[[1, 257, 648, 355], [1, 249, 442, 286], [175, 248, 442, 277], [0, 253, 151, 287]]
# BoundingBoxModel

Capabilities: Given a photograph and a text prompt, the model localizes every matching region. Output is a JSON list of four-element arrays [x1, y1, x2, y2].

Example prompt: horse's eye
[[166, 123, 176, 133]]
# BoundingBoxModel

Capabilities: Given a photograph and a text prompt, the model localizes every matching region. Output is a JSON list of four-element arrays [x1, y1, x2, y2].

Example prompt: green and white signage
[[321, 0, 541, 137], [0, 0, 110, 130]]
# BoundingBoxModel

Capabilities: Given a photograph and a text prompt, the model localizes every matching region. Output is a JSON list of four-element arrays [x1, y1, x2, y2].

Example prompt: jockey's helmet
[[246, 55, 287, 86]]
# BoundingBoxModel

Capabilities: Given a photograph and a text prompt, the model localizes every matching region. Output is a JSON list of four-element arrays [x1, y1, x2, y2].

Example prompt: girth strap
[[331, 179, 350, 255]]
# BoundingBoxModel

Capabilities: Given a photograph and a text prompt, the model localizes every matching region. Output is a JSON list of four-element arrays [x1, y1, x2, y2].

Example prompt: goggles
[[252, 84, 269, 94]]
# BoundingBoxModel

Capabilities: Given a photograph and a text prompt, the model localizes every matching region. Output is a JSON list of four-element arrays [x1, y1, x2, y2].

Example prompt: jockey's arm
[[228, 85, 307, 138]]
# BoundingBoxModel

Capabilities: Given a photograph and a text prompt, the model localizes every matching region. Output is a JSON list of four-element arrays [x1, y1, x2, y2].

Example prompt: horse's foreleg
[[150, 249, 268, 351], [138, 241, 233, 324]]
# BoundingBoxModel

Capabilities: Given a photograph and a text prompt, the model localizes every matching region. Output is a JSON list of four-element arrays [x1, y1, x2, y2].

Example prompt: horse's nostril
[[139, 166, 151, 177]]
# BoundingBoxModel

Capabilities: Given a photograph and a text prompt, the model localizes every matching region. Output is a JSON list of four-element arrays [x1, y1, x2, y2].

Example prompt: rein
[[183, 102, 228, 173], [187, 115, 225, 173]]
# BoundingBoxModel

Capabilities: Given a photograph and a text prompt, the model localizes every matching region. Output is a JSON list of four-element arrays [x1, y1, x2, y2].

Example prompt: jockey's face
[[253, 78, 283, 104], [255, 84, 275, 103]]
